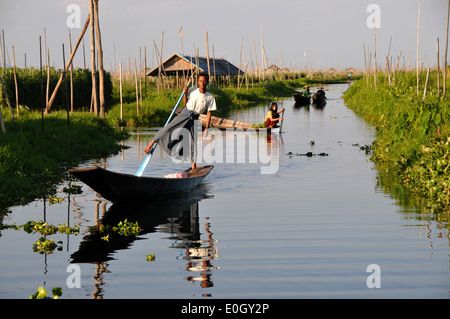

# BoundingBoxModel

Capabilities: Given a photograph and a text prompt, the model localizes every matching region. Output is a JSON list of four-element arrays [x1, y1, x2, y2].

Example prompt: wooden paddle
[[135, 80, 192, 177], [279, 109, 285, 132]]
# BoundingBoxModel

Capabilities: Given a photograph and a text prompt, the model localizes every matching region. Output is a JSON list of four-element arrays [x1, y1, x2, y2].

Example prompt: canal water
[[0, 83, 448, 299]]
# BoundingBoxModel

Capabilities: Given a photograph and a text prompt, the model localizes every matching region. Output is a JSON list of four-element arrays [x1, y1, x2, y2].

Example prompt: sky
[[0, 0, 448, 72]]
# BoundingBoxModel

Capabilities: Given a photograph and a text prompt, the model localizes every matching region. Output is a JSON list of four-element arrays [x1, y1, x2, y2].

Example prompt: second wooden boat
[[312, 92, 326, 106], [292, 93, 311, 106], [198, 113, 280, 133]]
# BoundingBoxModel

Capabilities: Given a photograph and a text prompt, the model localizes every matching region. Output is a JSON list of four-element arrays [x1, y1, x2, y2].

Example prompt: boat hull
[[198, 114, 280, 133], [292, 93, 311, 105], [68, 165, 213, 203]]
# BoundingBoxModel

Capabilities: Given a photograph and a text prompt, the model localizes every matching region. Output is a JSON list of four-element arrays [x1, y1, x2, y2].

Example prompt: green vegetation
[[0, 111, 127, 210], [344, 69, 449, 217], [1, 67, 113, 111]]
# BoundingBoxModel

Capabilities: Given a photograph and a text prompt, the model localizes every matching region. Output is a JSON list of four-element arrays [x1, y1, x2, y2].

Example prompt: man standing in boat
[[144, 72, 216, 172]]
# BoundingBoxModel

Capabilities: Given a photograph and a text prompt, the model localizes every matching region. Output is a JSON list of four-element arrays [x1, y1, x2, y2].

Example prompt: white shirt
[[185, 88, 217, 114]]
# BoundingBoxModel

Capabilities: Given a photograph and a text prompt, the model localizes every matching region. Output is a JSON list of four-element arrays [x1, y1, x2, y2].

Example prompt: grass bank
[[343, 69, 449, 216], [0, 111, 128, 211]]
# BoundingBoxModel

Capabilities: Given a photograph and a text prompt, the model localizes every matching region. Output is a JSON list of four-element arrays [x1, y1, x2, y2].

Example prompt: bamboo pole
[[423, 67, 430, 101], [45, 15, 90, 113], [119, 62, 123, 122], [39, 35, 44, 134], [43, 28, 47, 69], [0, 30, 4, 69], [2, 30, 6, 71], [437, 37, 440, 98], [416, 0, 421, 96], [134, 58, 139, 116], [68, 28, 74, 112], [363, 41, 369, 84], [373, 23, 377, 90], [89, 0, 98, 116], [444, 0, 450, 98], [62, 43, 70, 126], [203, 26, 211, 80], [93, 0, 105, 118], [46, 49, 50, 109], [12, 46, 19, 118], [252, 34, 259, 81]]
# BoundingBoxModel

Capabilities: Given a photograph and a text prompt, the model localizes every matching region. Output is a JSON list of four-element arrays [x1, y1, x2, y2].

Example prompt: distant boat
[[173, 109, 281, 133], [292, 93, 310, 105], [69, 165, 214, 203]]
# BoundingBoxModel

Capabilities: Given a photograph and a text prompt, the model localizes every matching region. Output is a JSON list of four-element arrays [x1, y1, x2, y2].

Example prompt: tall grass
[[344, 69, 449, 215]]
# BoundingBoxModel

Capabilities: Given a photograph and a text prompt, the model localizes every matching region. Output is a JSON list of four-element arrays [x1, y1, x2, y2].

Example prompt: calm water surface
[[0, 83, 448, 299]]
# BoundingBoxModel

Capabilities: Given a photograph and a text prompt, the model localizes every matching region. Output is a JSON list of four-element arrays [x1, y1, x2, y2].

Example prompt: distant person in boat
[[264, 102, 285, 128], [144, 72, 216, 173], [302, 85, 311, 97], [316, 86, 325, 96]]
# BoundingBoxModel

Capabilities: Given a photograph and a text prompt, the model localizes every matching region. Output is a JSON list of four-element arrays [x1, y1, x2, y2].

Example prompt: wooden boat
[[174, 108, 281, 133], [312, 92, 326, 106], [198, 113, 280, 133], [68, 165, 214, 203], [292, 93, 311, 105]]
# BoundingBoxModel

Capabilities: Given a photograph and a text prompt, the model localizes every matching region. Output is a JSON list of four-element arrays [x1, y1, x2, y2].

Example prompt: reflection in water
[[70, 188, 217, 298]]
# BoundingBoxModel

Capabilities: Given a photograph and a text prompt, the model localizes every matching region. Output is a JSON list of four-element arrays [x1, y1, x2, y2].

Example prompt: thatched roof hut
[[146, 53, 244, 77]]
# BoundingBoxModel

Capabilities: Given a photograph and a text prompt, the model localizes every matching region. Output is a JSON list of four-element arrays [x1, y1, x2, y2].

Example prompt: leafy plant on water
[[89, 219, 142, 240], [3, 220, 80, 236], [33, 237, 62, 254], [29, 286, 62, 299]]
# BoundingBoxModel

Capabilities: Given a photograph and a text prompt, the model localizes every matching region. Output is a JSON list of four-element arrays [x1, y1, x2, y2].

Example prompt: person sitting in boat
[[302, 85, 311, 97], [316, 86, 325, 96], [264, 102, 285, 128], [144, 72, 216, 173]]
